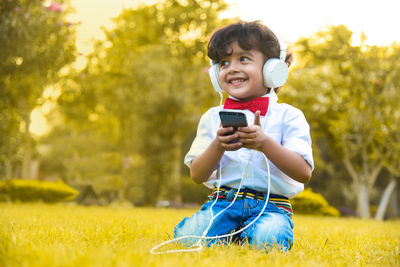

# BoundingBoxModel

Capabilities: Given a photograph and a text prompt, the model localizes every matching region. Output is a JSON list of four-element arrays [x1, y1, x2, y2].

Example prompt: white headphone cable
[[150, 94, 271, 254]]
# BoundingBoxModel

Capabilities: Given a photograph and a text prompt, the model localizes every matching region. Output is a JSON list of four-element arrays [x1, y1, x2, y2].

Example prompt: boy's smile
[[219, 42, 268, 102]]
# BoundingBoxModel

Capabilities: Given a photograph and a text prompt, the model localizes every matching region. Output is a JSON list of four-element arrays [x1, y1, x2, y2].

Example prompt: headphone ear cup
[[209, 64, 223, 92], [263, 58, 289, 88]]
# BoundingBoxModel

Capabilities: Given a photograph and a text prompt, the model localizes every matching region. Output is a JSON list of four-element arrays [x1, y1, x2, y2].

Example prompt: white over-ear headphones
[[208, 28, 288, 93]]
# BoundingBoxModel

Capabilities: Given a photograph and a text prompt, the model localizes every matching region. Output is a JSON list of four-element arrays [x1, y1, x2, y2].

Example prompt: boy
[[174, 21, 314, 251]]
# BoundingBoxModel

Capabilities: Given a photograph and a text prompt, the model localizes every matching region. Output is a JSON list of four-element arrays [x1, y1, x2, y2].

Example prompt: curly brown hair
[[207, 20, 293, 67]]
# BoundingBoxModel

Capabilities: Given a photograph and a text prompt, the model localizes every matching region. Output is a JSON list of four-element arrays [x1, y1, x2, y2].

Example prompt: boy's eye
[[240, 56, 250, 62], [219, 60, 228, 67]]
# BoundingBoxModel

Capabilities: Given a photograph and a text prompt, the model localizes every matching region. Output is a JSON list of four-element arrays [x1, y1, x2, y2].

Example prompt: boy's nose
[[227, 61, 240, 73]]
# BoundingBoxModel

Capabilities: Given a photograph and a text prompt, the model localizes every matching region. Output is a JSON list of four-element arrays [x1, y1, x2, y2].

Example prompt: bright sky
[[68, 0, 400, 55], [223, 0, 400, 46], [31, 0, 400, 135]]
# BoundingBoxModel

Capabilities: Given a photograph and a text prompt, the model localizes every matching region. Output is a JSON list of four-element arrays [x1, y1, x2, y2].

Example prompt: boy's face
[[218, 41, 267, 102]]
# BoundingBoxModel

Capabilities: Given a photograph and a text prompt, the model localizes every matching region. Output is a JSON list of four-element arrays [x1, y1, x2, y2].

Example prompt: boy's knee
[[174, 216, 200, 238], [246, 213, 294, 251], [173, 217, 201, 246], [173, 207, 212, 246]]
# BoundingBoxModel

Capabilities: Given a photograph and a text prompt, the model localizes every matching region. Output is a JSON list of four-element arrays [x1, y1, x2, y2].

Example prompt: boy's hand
[[216, 126, 243, 151], [237, 110, 267, 151]]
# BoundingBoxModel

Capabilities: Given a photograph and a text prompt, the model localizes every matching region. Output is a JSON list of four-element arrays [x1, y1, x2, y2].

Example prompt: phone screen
[[219, 110, 248, 128]]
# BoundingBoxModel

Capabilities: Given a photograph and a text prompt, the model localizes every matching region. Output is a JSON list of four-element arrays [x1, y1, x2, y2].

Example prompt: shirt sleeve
[[281, 107, 314, 170], [184, 109, 214, 168]]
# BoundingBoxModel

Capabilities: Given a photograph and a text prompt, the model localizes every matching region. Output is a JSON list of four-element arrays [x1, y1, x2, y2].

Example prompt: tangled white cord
[[150, 92, 271, 254]]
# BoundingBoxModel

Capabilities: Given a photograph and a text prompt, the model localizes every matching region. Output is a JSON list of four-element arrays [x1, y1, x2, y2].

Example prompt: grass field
[[0, 203, 399, 267]]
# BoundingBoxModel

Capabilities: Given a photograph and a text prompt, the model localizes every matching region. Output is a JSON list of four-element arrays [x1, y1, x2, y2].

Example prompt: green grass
[[0, 203, 399, 267]]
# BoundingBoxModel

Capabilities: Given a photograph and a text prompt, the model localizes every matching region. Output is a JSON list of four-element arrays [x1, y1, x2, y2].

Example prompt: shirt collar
[[264, 90, 278, 103]]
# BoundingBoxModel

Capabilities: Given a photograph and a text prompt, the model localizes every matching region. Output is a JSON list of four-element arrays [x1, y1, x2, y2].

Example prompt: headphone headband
[[268, 28, 287, 61]]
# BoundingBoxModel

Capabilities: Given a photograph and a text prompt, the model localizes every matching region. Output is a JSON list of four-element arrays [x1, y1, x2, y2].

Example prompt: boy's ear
[[209, 60, 224, 92]]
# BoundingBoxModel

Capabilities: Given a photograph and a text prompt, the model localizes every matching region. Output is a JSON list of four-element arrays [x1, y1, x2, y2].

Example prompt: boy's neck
[[228, 90, 273, 102]]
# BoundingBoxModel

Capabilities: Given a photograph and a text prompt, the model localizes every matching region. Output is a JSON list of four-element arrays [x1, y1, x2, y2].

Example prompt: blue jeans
[[174, 198, 294, 251]]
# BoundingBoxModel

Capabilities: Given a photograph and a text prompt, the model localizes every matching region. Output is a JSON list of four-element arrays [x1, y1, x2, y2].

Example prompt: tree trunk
[[5, 157, 12, 180], [390, 187, 398, 217], [171, 137, 182, 207], [375, 178, 397, 220], [118, 155, 131, 202], [343, 157, 382, 219], [357, 182, 370, 218], [22, 112, 32, 180]]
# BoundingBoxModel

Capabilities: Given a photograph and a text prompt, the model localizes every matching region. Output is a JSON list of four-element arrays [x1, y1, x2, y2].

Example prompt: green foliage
[[0, 0, 76, 178], [0, 179, 78, 203], [52, 0, 230, 205], [283, 25, 400, 218], [292, 188, 340, 217]]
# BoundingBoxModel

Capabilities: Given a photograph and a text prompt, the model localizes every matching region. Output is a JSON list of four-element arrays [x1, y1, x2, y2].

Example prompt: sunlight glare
[[30, 87, 61, 136], [30, 109, 49, 136]]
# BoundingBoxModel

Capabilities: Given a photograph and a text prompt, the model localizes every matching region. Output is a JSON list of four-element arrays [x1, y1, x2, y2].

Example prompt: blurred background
[[1, 0, 399, 220]]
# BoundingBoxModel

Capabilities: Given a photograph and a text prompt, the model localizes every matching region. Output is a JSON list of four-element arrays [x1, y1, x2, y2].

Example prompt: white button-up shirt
[[184, 91, 314, 198]]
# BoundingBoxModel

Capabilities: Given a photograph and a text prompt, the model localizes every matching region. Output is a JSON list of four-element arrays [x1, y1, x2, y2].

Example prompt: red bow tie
[[223, 97, 269, 116]]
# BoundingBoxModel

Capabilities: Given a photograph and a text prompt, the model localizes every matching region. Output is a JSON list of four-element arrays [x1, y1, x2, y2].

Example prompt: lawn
[[0, 203, 399, 266]]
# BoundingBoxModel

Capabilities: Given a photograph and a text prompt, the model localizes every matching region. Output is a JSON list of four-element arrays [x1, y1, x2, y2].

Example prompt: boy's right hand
[[216, 126, 243, 151]]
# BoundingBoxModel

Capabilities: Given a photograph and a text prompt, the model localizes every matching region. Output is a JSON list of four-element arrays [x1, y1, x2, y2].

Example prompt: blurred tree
[[0, 91, 21, 179], [0, 0, 76, 179], [375, 49, 400, 219], [284, 25, 400, 218], [55, 0, 229, 205], [40, 116, 125, 201]]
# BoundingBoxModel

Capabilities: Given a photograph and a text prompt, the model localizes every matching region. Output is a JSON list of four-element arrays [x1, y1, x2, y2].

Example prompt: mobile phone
[[219, 110, 248, 143]]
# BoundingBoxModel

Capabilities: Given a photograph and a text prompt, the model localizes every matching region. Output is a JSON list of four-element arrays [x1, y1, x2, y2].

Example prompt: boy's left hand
[[237, 110, 267, 151]]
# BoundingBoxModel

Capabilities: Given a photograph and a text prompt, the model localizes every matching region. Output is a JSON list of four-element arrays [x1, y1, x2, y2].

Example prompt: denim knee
[[173, 202, 213, 246], [244, 212, 294, 251]]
